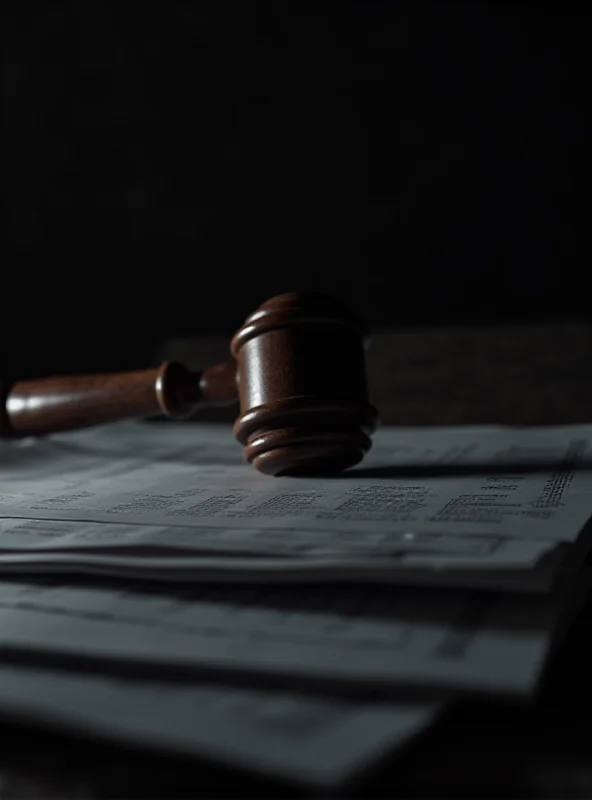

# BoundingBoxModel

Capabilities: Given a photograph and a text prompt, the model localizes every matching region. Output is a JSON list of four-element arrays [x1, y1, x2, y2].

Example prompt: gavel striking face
[[0, 292, 379, 476]]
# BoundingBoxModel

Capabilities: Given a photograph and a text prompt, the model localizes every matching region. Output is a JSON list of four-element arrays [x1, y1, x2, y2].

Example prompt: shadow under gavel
[[1, 293, 379, 477]]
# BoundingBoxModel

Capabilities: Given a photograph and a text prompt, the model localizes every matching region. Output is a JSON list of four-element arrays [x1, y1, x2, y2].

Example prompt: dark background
[[1, 1, 583, 376]]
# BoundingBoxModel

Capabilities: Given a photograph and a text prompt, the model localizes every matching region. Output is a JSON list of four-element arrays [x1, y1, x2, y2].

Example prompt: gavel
[[0, 292, 379, 476]]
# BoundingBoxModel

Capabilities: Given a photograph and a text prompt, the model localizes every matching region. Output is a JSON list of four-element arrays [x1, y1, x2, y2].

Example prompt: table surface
[[3, 323, 592, 799]]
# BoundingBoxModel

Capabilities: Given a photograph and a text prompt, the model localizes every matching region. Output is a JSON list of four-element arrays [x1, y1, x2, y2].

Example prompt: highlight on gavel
[[0, 292, 379, 477]]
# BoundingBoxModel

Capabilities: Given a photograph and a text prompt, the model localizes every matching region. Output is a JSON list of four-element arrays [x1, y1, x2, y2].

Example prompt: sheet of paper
[[4, 465, 592, 543], [364, 423, 592, 470], [0, 665, 444, 789], [1, 517, 517, 556], [0, 516, 560, 563], [7, 418, 592, 475], [0, 578, 582, 697], [3, 422, 592, 543], [0, 420, 245, 485], [0, 518, 568, 592]]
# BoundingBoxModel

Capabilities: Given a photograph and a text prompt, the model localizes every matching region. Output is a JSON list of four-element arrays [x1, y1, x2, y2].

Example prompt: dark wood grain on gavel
[[1, 361, 238, 436], [1, 292, 379, 476]]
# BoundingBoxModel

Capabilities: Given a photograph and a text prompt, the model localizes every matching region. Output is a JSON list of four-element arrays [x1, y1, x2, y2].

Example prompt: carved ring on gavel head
[[0, 292, 379, 476]]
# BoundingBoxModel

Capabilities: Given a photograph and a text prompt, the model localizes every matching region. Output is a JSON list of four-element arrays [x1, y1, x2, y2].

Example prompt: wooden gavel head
[[230, 291, 378, 476], [1, 292, 379, 477]]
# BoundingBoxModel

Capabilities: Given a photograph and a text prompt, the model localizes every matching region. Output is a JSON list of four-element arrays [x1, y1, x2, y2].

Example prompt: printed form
[[2, 421, 592, 589], [2, 422, 592, 782], [0, 518, 569, 592], [0, 577, 582, 697]]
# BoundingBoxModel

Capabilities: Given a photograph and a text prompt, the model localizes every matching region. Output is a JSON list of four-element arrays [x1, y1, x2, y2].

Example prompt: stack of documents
[[2, 420, 592, 790]]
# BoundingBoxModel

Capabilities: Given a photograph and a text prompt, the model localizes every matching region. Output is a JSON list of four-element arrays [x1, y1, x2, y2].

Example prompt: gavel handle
[[0, 361, 238, 438]]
